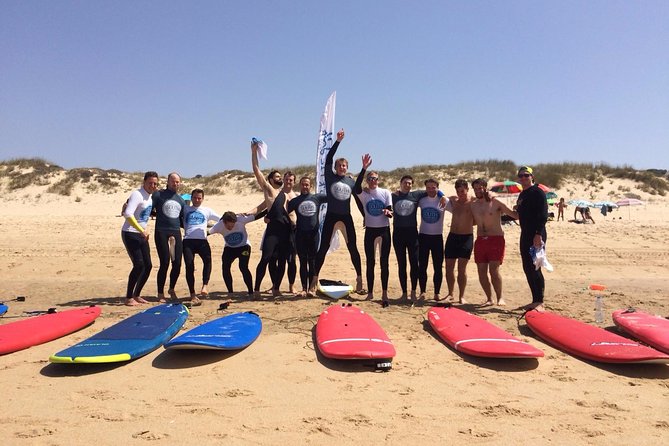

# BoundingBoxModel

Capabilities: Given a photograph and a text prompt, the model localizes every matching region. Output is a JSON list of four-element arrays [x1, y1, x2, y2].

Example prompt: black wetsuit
[[288, 192, 327, 290], [392, 190, 430, 294], [517, 184, 548, 304], [314, 140, 362, 277], [254, 192, 292, 292], [151, 189, 186, 295]]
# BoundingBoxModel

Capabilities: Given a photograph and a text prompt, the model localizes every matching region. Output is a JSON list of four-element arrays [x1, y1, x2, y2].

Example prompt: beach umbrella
[[490, 180, 522, 194], [568, 199, 594, 208], [537, 184, 552, 193], [616, 198, 644, 219], [615, 198, 644, 207], [545, 191, 558, 200], [593, 201, 618, 209]]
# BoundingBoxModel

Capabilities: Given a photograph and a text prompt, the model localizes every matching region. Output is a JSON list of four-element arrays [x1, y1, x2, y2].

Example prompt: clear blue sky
[[1, 0, 667, 177]]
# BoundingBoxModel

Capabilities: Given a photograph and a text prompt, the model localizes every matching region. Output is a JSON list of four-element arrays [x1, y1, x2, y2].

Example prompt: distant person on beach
[[392, 175, 447, 302], [152, 172, 186, 302], [354, 154, 393, 307], [444, 179, 474, 304], [515, 166, 548, 311], [470, 178, 518, 306], [574, 206, 585, 222], [121, 171, 158, 306], [250, 142, 296, 297], [418, 178, 450, 301], [556, 198, 567, 221], [287, 177, 327, 297], [182, 188, 220, 305], [209, 211, 263, 296], [312, 129, 365, 294], [583, 207, 596, 224]]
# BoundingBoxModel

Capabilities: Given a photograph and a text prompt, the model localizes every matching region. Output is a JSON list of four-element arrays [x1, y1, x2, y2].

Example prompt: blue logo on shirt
[[366, 199, 385, 217], [422, 207, 441, 224], [139, 205, 152, 223], [225, 232, 244, 246], [186, 210, 205, 225]]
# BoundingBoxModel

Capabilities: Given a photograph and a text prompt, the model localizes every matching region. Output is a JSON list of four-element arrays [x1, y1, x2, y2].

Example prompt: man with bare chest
[[470, 178, 518, 306], [444, 179, 474, 304]]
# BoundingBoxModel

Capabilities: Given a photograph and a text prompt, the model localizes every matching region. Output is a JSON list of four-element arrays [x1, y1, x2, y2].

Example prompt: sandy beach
[[1, 178, 668, 446]]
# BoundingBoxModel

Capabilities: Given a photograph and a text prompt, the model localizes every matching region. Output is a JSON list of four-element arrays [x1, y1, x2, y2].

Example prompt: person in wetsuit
[[152, 172, 186, 302], [312, 129, 364, 294], [121, 171, 158, 306], [515, 165, 548, 311]]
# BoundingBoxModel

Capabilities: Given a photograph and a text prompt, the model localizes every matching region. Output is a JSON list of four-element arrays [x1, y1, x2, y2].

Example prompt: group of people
[[120, 132, 549, 311]]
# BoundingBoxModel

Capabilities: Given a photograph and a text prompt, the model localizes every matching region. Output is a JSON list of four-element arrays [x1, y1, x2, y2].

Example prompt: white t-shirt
[[209, 214, 255, 248], [418, 195, 451, 235], [184, 206, 221, 240], [121, 188, 153, 233], [357, 187, 393, 228]]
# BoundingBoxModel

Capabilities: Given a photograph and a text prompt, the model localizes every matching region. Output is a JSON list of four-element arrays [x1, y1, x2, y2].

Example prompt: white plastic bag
[[530, 243, 553, 272]]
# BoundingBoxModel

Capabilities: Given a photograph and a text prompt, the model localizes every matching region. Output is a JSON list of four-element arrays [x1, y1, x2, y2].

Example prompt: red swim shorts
[[474, 235, 505, 264]]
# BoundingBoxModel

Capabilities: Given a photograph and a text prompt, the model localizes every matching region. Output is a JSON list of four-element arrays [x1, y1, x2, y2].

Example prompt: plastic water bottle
[[594, 295, 604, 323]]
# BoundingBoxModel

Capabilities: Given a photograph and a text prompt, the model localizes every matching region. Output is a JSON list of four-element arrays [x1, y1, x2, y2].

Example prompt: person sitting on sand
[[470, 178, 519, 306], [121, 171, 158, 306], [182, 188, 221, 305]]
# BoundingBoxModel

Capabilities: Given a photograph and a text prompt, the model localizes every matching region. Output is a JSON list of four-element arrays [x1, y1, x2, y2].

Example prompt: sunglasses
[[367, 177, 379, 181], [518, 173, 532, 178]]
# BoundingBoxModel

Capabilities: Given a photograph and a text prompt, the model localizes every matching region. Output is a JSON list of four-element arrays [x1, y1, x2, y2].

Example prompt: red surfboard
[[613, 308, 669, 354], [316, 303, 395, 369], [428, 306, 543, 358], [0, 306, 101, 355], [525, 310, 669, 364]]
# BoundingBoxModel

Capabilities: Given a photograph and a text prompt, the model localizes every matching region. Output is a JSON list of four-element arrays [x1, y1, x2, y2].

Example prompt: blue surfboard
[[0, 304, 7, 316], [50, 304, 189, 363], [164, 312, 262, 350]]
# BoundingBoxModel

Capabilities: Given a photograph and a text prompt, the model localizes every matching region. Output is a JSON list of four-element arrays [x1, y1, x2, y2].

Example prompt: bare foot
[[289, 284, 296, 294], [253, 290, 261, 300], [458, 297, 468, 304], [157, 293, 167, 303], [484, 299, 494, 306], [523, 302, 544, 312], [366, 292, 374, 301], [125, 298, 140, 306], [190, 296, 202, 306], [190, 292, 197, 300], [410, 290, 417, 300], [298, 290, 307, 297], [133, 296, 150, 304], [381, 299, 389, 308], [200, 285, 209, 296], [434, 293, 442, 301], [418, 292, 426, 301], [355, 276, 364, 294], [272, 288, 282, 297], [307, 290, 315, 297], [381, 290, 389, 301], [400, 292, 408, 300], [168, 289, 178, 299], [497, 298, 507, 306]]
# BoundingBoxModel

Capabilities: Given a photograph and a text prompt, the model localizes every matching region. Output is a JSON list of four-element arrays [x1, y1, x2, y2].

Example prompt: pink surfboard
[[525, 309, 669, 364], [428, 306, 543, 358], [0, 306, 101, 355], [316, 303, 395, 370], [613, 308, 669, 354]]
